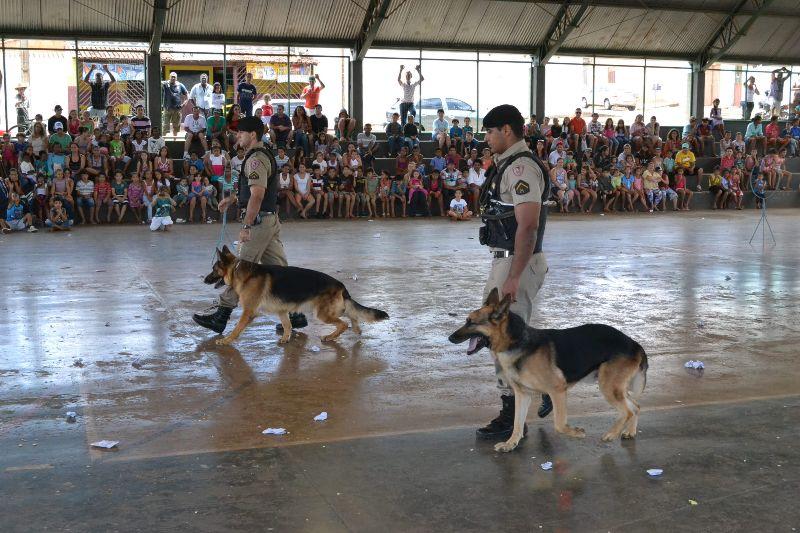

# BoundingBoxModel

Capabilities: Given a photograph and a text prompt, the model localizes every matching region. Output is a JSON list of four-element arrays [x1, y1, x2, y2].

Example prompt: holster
[[479, 201, 517, 251]]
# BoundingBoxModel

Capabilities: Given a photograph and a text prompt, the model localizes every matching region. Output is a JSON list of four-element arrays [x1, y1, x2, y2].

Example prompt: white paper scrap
[[262, 428, 287, 435], [90, 440, 119, 449], [310, 345, 321, 352], [540, 461, 553, 471], [647, 468, 663, 477], [314, 412, 328, 422], [684, 360, 705, 370]]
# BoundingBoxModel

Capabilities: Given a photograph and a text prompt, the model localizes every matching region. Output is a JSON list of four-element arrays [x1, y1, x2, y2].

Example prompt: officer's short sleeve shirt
[[497, 141, 545, 206], [246, 151, 273, 190]]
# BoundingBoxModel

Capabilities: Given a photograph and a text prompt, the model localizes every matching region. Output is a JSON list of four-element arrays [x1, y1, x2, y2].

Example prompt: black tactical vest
[[479, 151, 549, 254], [238, 145, 279, 213]]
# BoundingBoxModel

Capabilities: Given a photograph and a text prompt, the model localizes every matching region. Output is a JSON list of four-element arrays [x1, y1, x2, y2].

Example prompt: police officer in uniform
[[473, 104, 552, 440], [193, 116, 307, 334]]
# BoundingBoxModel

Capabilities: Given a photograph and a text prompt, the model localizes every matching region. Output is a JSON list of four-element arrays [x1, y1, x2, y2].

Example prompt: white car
[[385, 96, 476, 130], [581, 85, 638, 111]]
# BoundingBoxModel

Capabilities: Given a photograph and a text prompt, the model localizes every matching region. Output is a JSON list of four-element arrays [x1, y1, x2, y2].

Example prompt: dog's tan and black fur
[[205, 245, 388, 345], [449, 288, 648, 452]]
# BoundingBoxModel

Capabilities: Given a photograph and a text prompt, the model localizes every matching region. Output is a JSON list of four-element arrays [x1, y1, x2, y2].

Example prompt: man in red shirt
[[568, 107, 586, 152], [301, 74, 325, 112], [765, 116, 790, 151]]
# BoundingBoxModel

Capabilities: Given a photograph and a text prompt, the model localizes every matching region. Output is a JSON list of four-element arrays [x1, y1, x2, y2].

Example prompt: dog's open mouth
[[213, 278, 225, 289], [466, 335, 489, 355]]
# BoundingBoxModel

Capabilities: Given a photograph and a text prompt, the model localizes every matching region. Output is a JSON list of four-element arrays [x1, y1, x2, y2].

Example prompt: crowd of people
[[2, 65, 799, 235]]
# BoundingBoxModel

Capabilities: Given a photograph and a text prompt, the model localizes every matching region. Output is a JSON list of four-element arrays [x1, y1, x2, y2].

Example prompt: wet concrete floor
[[1, 210, 799, 531]]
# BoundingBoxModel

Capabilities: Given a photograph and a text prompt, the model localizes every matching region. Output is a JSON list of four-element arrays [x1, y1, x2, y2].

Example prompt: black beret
[[482, 104, 524, 131], [237, 116, 264, 134]]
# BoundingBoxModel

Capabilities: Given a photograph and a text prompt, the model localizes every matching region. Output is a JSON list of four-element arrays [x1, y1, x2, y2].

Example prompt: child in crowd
[[172, 176, 189, 215], [427, 169, 445, 217], [94, 174, 113, 223], [389, 172, 407, 218], [202, 177, 218, 213], [447, 189, 472, 221], [322, 167, 339, 219], [310, 165, 325, 217], [35, 176, 48, 223], [339, 167, 356, 218], [754, 173, 766, 209], [111, 172, 128, 223], [378, 170, 392, 217], [449, 119, 463, 154], [673, 168, 693, 210], [729, 169, 744, 210], [187, 168, 204, 223], [407, 170, 429, 217], [127, 174, 145, 223], [354, 168, 368, 216], [150, 186, 175, 231], [365, 169, 379, 219], [45, 197, 72, 231]]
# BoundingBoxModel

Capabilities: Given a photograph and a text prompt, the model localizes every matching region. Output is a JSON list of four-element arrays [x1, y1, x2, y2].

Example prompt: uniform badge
[[514, 180, 530, 195], [250, 160, 261, 170], [249, 172, 259, 181], [512, 165, 523, 176]]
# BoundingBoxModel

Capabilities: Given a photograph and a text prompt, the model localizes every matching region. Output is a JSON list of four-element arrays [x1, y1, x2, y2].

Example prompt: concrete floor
[[2, 210, 799, 532]]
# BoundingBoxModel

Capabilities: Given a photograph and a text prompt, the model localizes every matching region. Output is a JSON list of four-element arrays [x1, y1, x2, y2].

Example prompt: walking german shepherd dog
[[204, 245, 388, 346], [449, 288, 648, 452]]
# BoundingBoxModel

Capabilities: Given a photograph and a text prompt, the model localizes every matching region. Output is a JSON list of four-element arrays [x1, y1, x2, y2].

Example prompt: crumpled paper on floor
[[314, 412, 328, 422], [262, 428, 287, 435], [684, 360, 705, 370]]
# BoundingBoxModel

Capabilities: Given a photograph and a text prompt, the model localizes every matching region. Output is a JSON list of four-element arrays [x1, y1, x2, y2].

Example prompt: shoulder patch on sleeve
[[248, 172, 259, 181], [512, 164, 523, 176], [514, 180, 530, 195]]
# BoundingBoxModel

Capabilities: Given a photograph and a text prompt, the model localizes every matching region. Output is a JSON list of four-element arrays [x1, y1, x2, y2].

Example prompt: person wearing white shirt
[[210, 82, 226, 112], [467, 160, 486, 213], [182, 106, 208, 158], [189, 74, 213, 116], [549, 143, 566, 167], [432, 109, 450, 151], [230, 146, 245, 180], [356, 123, 377, 156], [147, 127, 166, 157]]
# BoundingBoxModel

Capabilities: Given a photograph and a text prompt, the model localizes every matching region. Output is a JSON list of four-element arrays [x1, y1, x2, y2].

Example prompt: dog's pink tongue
[[467, 337, 479, 354]]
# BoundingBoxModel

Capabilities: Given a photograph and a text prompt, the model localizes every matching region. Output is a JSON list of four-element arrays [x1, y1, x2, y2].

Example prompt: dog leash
[[211, 193, 235, 265]]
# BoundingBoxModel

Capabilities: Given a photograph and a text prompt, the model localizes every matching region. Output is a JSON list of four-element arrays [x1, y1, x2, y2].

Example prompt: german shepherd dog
[[449, 288, 648, 452], [204, 245, 388, 346]]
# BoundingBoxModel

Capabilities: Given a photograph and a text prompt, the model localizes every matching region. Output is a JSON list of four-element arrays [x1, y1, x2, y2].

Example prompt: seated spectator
[[568, 108, 586, 152], [466, 160, 485, 214], [269, 104, 291, 148], [290, 106, 312, 154], [3, 192, 36, 233], [586, 112, 604, 152], [49, 122, 72, 152], [461, 130, 479, 158], [426, 170, 444, 216], [695, 118, 715, 157], [732, 131, 746, 153], [385, 112, 403, 157], [614, 119, 629, 152], [447, 188, 471, 221], [356, 124, 377, 156], [765, 115, 789, 152], [206, 108, 228, 151], [745, 115, 766, 154], [183, 106, 208, 158], [309, 104, 328, 143], [432, 109, 450, 151], [708, 167, 726, 208], [402, 114, 419, 151], [336, 109, 357, 141], [75, 171, 96, 224], [719, 130, 734, 153], [602, 118, 618, 154], [49, 168, 74, 209], [45, 197, 72, 231], [450, 119, 463, 153], [48, 105, 68, 135], [131, 104, 152, 133], [674, 143, 704, 189], [150, 186, 176, 231]]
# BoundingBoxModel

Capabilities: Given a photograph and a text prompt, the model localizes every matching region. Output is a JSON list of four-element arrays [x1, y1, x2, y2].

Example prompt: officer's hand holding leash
[[500, 201, 540, 302]]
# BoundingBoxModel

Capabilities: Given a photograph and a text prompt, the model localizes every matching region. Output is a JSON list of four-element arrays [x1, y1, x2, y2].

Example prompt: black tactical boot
[[476, 394, 528, 440], [275, 312, 308, 333], [192, 306, 233, 334], [537, 394, 553, 418]]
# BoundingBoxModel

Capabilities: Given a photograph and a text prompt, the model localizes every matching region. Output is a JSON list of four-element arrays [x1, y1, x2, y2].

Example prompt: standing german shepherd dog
[[449, 288, 648, 452], [204, 245, 388, 346]]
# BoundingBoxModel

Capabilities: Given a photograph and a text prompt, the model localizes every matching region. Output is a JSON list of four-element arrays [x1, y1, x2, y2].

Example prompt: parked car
[[581, 85, 638, 111], [384, 96, 476, 130], [252, 97, 305, 116]]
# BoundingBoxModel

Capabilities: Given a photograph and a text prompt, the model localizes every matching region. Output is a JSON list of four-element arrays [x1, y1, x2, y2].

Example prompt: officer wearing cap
[[193, 116, 307, 335], [473, 104, 551, 441]]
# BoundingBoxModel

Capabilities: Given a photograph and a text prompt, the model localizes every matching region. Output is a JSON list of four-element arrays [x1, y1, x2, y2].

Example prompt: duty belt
[[239, 209, 276, 224]]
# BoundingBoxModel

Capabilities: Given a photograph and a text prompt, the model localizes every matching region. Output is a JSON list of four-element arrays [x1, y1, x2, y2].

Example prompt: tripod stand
[[748, 197, 776, 246]]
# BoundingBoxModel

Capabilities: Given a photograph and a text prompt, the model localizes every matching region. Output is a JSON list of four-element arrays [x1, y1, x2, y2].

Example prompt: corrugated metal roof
[[0, 0, 795, 63]]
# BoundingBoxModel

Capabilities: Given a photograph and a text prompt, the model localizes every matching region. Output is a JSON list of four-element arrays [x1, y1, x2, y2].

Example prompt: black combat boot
[[192, 306, 233, 334], [476, 394, 528, 440], [275, 312, 308, 333], [537, 394, 553, 418]]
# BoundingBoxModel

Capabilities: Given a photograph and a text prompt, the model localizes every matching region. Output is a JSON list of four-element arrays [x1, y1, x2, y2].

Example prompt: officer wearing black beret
[[473, 104, 552, 440], [193, 116, 307, 336]]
